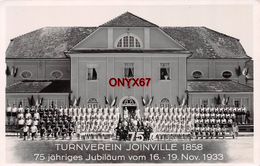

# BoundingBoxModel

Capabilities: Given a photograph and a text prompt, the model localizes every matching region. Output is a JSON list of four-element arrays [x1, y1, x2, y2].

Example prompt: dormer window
[[115, 33, 142, 48]]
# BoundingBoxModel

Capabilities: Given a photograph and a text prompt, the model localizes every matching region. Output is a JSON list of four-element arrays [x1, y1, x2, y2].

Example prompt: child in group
[[30, 124, 38, 140], [232, 122, 239, 139], [22, 124, 29, 141], [61, 125, 68, 140], [75, 123, 81, 140], [46, 125, 53, 140], [40, 125, 46, 140], [211, 125, 216, 139], [53, 124, 60, 140], [216, 124, 222, 139], [221, 125, 227, 139], [68, 124, 74, 140]]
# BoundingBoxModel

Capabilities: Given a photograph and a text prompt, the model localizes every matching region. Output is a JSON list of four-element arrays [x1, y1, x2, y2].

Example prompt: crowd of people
[[5, 104, 249, 141], [6, 104, 121, 140]]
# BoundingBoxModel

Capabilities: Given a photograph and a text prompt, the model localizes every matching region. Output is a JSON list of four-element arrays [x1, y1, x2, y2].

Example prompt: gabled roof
[[162, 27, 250, 59], [6, 80, 70, 93], [6, 26, 250, 59], [100, 12, 158, 27], [187, 79, 253, 92]]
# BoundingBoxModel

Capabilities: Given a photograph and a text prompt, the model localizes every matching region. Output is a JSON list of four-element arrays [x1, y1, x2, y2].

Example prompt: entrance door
[[121, 97, 138, 119], [122, 106, 137, 119]]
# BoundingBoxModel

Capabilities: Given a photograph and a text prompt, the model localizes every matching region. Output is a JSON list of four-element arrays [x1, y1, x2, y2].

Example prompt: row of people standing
[[143, 105, 250, 124]]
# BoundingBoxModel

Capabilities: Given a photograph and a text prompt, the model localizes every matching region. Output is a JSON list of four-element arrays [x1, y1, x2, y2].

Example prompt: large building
[[6, 12, 253, 117]]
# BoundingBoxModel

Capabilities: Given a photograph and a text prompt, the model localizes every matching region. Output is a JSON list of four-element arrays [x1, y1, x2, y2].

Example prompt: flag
[[214, 96, 217, 105], [225, 96, 230, 105], [6, 66, 11, 76], [214, 94, 221, 105], [68, 93, 73, 106], [141, 96, 146, 106], [181, 96, 186, 107], [111, 97, 117, 107], [176, 96, 182, 106], [242, 67, 249, 76], [28, 97, 31, 106], [13, 67, 18, 77], [216, 94, 221, 105], [51, 101, 54, 108], [31, 95, 35, 106], [35, 98, 39, 107], [148, 96, 154, 106], [11, 66, 15, 76], [76, 97, 81, 106], [19, 101, 22, 107], [104, 96, 109, 105], [28, 95, 35, 106], [40, 97, 44, 106], [73, 97, 77, 106], [221, 95, 226, 106], [235, 65, 242, 77]]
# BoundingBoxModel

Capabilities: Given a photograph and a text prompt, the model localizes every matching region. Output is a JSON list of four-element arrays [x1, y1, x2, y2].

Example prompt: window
[[222, 71, 232, 79], [123, 36, 129, 47], [87, 68, 97, 80], [129, 36, 134, 47], [192, 71, 203, 79], [20, 70, 32, 79], [234, 98, 241, 107], [124, 63, 134, 78], [160, 98, 170, 107], [201, 99, 209, 107], [116, 34, 142, 48], [117, 39, 122, 47], [122, 97, 136, 106], [51, 70, 63, 79], [88, 98, 98, 107], [160, 63, 170, 80]]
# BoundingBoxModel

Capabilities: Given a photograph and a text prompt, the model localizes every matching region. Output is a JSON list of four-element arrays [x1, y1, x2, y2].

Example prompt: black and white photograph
[[1, 0, 259, 164]]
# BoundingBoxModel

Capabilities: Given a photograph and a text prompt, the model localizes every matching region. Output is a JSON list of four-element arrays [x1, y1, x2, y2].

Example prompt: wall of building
[[73, 28, 108, 49], [72, 27, 183, 50], [150, 27, 183, 49], [6, 59, 71, 85], [187, 59, 248, 83], [70, 53, 187, 110]]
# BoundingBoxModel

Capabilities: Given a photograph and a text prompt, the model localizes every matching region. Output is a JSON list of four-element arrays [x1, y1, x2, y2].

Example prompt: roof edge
[[100, 11, 159, 27]]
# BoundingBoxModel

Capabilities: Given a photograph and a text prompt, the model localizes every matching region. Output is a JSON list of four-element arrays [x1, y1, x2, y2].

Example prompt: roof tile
[[162, 27, 250, 59], [6, 80, 70, 93], [187, 80, 253, 92]]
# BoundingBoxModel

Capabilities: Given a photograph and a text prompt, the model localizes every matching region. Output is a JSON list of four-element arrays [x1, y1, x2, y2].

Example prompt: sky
[[3, 2, 253, 57]]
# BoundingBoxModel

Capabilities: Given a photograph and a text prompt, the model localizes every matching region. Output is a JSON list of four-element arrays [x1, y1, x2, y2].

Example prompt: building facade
[[6, 12, 253, 117]]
